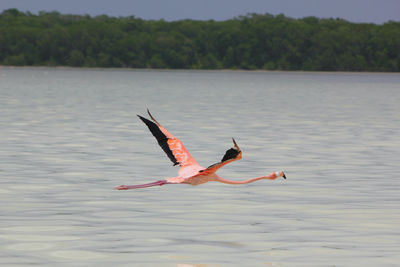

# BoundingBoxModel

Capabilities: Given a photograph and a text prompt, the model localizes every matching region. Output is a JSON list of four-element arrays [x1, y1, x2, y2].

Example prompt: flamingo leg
[[115, 180, 168, 190]]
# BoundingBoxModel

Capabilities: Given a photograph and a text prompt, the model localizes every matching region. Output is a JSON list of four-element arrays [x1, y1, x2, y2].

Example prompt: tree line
[[1, 8, 399, 71]]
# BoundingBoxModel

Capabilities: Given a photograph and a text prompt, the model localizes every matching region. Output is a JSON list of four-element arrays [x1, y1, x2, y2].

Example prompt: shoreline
[[1, 65, 399, 75]]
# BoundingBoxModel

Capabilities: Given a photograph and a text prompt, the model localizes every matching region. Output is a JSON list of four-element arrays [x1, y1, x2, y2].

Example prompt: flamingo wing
[[137, 110, 201, 171], [197, 138, 242, 175]]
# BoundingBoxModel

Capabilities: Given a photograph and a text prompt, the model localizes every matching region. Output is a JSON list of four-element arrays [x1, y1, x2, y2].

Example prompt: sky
[[1, 0, 400, 24]]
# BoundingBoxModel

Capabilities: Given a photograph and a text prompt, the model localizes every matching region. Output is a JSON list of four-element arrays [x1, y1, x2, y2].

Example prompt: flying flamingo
[[115, 110, 286, 190]]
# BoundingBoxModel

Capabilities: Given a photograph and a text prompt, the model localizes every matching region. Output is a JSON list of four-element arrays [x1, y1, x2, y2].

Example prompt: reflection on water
[[0, 68, 399, 266]]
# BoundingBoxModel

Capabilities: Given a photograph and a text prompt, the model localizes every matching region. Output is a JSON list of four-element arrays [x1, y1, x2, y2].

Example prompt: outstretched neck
[[216, 172, 279, 185]]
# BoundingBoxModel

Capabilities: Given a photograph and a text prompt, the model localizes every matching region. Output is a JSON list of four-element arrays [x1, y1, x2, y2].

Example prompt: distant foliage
[[1, 9, 399, 71]]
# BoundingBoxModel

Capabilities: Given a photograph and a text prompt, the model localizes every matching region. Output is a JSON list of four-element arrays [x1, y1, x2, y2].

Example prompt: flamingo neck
[[216, 173, 277, 185]]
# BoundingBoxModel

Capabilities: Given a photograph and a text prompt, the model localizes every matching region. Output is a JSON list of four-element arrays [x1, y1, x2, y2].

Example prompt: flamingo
[[115, 110, 286, 190]]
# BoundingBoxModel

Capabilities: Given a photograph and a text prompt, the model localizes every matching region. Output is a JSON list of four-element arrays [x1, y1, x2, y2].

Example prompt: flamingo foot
[[115, 185, 130, 190]]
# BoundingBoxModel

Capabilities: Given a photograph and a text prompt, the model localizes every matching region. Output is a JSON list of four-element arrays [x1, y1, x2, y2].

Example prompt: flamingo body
[[115, 110, 286, 190]]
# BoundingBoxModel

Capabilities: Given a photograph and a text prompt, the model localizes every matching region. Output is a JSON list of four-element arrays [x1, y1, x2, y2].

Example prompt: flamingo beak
[[282, 172, 287, 179]]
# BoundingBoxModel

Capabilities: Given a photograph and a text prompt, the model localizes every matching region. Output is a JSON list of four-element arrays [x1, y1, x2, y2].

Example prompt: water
[[0, 67, 399, 266]]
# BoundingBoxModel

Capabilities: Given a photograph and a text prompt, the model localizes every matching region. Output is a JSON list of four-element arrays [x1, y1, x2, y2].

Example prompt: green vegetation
[[1, 9, 399, 71]]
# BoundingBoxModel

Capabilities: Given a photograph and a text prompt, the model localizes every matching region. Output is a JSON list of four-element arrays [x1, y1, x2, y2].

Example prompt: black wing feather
[[203, 146, 241, 170], [137, 115, 179, 165], [221, 147, 240, 162]]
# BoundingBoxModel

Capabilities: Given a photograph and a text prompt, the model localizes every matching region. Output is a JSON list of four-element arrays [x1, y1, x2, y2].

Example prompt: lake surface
[[0, 67, 399, 266]]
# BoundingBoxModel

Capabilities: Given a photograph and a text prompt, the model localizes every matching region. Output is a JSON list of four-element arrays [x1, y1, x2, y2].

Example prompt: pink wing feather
[[138, 110, 203, 177]]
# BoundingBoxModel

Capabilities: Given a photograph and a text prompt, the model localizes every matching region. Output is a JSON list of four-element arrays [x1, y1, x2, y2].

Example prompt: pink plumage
[[115, 110, 286, 190]]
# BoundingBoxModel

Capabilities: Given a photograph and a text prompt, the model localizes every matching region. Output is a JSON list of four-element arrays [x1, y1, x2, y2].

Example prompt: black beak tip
[[282, 172, 287, 179]]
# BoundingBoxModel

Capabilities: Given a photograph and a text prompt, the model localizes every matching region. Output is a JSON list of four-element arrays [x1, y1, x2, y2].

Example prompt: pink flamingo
[[115, 110, 286, 190]]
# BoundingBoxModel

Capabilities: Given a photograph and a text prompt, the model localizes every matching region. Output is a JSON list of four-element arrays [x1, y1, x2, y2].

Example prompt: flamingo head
[[276, 171, 287, 179]]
